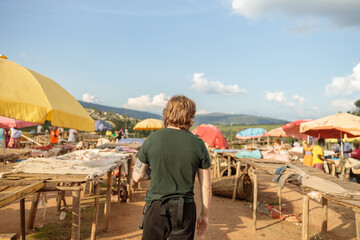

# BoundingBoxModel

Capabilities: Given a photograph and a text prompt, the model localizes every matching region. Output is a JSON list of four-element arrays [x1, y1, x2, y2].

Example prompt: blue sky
[[1, 0, 360, 121]]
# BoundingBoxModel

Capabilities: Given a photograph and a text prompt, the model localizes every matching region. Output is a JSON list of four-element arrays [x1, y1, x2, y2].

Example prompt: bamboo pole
[[302, 194, 310, 240], [127, 159, 131, 203], [27, 192, 40, 230], [321, 198, 328, 233], [253, 171, 258, 231], [90, 183, 100, 240], [216, 157, 220, 178]]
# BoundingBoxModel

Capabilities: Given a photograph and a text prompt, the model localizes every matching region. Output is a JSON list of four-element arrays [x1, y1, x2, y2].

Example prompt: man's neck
[[167, 125, 181, 130]]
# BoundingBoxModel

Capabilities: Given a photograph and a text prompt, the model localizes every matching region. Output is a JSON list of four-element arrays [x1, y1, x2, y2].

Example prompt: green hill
[[195, 113, 287, 125]]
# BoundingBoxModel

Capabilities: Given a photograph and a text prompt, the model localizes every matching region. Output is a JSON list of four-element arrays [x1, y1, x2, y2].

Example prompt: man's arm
[[132, 158, 150, 182], [196, 168, 212, 236]]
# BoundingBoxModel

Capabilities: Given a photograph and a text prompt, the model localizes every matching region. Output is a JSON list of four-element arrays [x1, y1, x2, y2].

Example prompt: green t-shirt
[[138, 128, 211, 203]]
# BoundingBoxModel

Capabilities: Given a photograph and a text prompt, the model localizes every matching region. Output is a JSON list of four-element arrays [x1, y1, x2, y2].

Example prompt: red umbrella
[[192, 124, 229, 149], [282, 119, 313, 140], [0, 116, 39, 128]]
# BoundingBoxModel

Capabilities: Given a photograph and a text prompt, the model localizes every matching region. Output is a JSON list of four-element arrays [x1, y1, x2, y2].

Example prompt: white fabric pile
[[10, 149, 130, 179]]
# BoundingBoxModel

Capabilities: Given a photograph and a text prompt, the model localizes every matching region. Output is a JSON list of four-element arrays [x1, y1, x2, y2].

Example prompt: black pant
[[142, 201, 196, 240]]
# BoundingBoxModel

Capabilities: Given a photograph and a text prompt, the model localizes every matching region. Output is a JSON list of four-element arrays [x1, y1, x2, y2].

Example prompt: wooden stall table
[[0, 150, 132, 240], [214, 152, 360, 240], [0, 179, 44, 240]]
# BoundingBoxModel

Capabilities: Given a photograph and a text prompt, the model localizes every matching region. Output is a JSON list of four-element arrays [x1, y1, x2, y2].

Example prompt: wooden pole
[[216, 157, 221, 178], [232, 161, 241, 201], [227, 156, 231, 176], [27, 192, 40, 230], [321, 198, 328, 233], [102, 171, 112, 232], [117, 166, 121, 205], [253, 171, 258, 231], [278, 187, 282, 220], [71, 190, 81, 240], [302, 194, 310, 240], [90, 183, 100, 240], [127, 159, 131, 203], [20, 198, 25, 240], [354, 209, 360, 240]]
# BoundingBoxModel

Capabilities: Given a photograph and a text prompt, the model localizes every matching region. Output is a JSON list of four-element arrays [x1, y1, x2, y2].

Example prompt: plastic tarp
[[235, 149, 262, 159]]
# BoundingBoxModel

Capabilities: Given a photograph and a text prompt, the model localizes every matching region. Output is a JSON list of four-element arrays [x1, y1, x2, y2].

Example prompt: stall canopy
[[300, 113, 360, 139], [236, 128, 266, 140], [133, 118, 163, 131], [266, 127, 288, 138], [0, 57, 94, 132], [0, 116, 39, 129], [282, 119, 313, 140], [192, 124, 229, 149], [95, 120, 114, 131]]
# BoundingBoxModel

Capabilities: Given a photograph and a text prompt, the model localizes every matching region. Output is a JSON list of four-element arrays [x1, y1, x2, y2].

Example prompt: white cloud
[[292, 94, 308, 104], [330, 98, 354, 112], [82, 93, 99, 103], [285, 17, 320, 35], [123, 93, 169, 113], [20, 52, 28, 58], [265, 90, 294, 107], [196, 109, 208, 115], [191, 73, 246, 96], [325, 63, 360, 96], [231, 0, 360, 29]]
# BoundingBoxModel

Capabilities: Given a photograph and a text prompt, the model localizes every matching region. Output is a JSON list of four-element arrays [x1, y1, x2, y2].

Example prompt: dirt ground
[[0, 175, 357, 240]]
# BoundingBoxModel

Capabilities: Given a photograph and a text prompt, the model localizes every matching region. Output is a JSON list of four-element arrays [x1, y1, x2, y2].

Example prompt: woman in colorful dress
[[303, 138, 314, 167], [8, 127, 22, 149]]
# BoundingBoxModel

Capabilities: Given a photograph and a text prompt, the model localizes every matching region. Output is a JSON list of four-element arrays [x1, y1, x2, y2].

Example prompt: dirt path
[[0, 175, 357, 239]]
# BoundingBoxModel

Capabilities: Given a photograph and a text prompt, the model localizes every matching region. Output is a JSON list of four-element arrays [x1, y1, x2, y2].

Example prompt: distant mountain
[[195, 113, 287, 125], [78, 101, 161, 120], [79, 101, 287, 125]]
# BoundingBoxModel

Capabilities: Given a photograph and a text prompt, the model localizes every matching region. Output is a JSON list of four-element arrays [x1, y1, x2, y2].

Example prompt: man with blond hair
[[133, 95, 212, 240]]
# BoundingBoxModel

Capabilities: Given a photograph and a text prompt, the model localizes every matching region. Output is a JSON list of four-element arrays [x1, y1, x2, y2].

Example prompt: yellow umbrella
[[133, 118, 163, 131], [0, 57, 94, 132]]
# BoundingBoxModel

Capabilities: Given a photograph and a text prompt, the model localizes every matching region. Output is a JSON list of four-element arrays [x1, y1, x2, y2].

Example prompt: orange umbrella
[[266, 127, 288, 138]]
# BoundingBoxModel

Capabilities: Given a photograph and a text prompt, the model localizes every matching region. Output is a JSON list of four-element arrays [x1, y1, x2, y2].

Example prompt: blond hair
[[163, 95, 196, 131]]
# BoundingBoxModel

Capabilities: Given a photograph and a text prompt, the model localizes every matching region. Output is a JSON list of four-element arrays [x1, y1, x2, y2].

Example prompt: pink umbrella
[[0, 116, 39, 128], [282, 119, 312, 140], [266, 127, 288, 138]]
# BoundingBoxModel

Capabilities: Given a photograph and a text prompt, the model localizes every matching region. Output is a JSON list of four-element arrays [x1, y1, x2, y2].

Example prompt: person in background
[[37, 125, 44, 134], [335, 139, 352, 158], [8, 127, 22, 149], [303, 137, 314, 167], [124, 129, 129, 138], [68, 129, 78, 142], [116, 129, 123, 141], [351, 139, 360, 160], [50, 126, 59, 146], [133, 95, 212, 240], [293, 140, 301, 148], [312, 138, 325, 171]]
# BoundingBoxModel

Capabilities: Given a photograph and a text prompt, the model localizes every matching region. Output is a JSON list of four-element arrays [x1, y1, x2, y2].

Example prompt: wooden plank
[[90, 183, 100, 240], [0, 181, 44, 208], [355, 210, 360, 240], [232, 161, 241, 202], [20, 198, 25, 240], [278, 187, 282, 220], [71, 190, 81, 240], [27, 192, 40, 230], [302, 194, 310, 240], [102, 171, 112, 232], [321, 198, 328, 233]]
